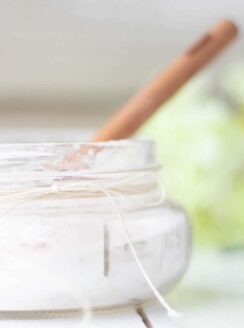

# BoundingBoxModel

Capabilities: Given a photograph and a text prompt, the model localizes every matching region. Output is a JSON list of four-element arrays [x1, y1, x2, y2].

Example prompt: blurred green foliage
[[141, 64, 244, 248]]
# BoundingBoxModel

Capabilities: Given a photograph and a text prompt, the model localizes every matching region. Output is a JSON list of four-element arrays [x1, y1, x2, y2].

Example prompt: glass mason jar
[[0, 139, 191, 315]]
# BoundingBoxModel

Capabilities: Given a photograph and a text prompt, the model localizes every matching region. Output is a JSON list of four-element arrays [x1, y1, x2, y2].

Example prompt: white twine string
[[0, 171, 179, 317], [94, 182, 180, 317]]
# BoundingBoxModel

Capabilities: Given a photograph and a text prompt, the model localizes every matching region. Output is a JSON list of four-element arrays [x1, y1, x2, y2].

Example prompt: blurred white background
[[0, 0, 243, 128]]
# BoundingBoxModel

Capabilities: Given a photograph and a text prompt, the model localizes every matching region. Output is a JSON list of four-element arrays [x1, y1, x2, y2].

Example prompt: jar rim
[[0, 139, 158, 174], [0, 138, 153, 148]]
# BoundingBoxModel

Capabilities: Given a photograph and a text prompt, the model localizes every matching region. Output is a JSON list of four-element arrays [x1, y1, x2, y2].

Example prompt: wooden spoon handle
[[93, 19, 238, 142]]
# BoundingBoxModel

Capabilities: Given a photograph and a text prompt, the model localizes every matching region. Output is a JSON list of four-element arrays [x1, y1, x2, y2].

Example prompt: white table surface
[[1, 250, 244, 327]]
